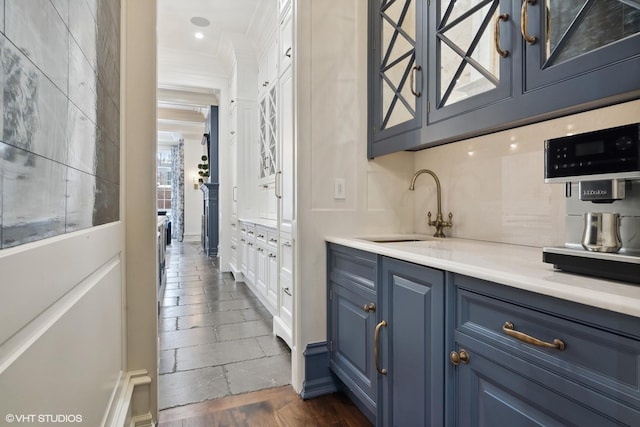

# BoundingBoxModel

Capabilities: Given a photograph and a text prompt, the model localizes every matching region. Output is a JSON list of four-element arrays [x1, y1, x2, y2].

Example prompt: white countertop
[[326, 235, 640, 318], [238, 217, 278, 229]]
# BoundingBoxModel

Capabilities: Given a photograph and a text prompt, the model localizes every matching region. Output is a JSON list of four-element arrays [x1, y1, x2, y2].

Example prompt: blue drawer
[[453, 274, 640, 412]]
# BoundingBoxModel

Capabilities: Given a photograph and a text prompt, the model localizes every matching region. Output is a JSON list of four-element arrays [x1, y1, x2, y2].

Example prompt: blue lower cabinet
[[327, 244, 379, 423], [329, 281, 378, 421], [380, 258, 445, 427], [448, 274, 640, 427], [327, 244, 640, 425]]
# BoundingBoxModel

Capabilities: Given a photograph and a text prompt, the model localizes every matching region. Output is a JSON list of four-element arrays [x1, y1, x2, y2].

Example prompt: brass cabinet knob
[[363, 303, 376, 313], [450, 349, 470, 366]]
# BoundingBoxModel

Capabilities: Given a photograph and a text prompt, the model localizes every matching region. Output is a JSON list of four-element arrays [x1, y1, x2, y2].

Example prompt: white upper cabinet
[[279, 7, 293, 75]]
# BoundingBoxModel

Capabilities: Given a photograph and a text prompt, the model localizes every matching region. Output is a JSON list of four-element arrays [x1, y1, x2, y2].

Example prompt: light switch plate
[[334, 178, 346, 199]]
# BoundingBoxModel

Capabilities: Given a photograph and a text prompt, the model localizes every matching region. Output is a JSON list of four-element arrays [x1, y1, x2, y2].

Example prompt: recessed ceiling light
[[190, 16, 210, 27], [195, 32, 204, 40]]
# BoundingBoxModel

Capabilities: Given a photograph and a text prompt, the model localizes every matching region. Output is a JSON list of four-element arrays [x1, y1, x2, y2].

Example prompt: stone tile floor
[[159, 241, 291, 410]]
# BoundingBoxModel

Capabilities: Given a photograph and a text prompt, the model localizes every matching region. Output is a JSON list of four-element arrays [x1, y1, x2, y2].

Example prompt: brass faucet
[[409, 169, 453, 238]]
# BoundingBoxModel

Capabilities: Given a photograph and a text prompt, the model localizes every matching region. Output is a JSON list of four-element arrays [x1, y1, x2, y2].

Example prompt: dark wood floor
[[158, 385, 372, 427]]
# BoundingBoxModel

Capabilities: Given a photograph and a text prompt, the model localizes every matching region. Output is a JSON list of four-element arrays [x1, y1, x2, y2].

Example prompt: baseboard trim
[[130, 413, 154, 427], [107, 370, 153, 427], [300, 342, 337, 400]]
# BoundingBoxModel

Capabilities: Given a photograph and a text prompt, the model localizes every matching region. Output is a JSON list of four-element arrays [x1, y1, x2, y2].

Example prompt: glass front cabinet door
[[429, 0, 513, 124], [369, 0, 425, 157], [259, 85, 277, 184], [522, 0, 640, 111]]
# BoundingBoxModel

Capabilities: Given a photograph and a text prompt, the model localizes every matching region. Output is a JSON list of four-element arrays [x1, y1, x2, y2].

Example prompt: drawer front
[[279, 237, 293, 279], [454, 275, 640, 408], [255, 227, 268, 245], [453, 333, 640, 427], [267, 231, 279, 250], [327, 243, 377, 292]]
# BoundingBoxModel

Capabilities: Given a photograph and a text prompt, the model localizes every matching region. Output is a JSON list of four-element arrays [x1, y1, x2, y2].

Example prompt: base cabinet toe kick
[[326, 243, 640, 426]]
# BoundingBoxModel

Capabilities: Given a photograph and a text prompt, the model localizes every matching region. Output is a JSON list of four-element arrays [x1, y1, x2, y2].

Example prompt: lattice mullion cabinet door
[[369, 0, 426, 158], [427, 0, 514, 125], [522, 0, 640, 111], [259, 96, 268, 180], [268, 86, 278, 177]]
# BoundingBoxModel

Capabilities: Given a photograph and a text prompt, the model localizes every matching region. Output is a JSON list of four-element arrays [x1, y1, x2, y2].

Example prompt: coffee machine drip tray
[[543, 246, 640, 284]]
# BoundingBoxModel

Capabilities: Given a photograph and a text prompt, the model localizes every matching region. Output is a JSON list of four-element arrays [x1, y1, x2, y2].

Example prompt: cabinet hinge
[[329, 341, 334, 352], [373, 38, 376, 51], [427, 0, 431, 6], [427, 101, 431, 113]]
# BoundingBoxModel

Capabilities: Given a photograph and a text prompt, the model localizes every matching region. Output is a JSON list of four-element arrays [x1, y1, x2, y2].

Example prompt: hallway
[[159, 241, 291, 410]]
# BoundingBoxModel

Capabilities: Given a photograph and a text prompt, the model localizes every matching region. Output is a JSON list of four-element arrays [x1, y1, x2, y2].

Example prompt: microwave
[[544, 123, 640, 183]]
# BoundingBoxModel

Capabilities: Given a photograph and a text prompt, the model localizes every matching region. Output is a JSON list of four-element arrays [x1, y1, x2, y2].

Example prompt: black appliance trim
[[543, 251, 640, 284]]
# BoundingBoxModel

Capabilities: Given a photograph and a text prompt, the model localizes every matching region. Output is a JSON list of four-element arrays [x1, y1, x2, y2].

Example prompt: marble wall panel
[[93, 178, 119, 226], [69, 38, 98, 123], [1, 0, 5, 34], [66, 167, 96, 232], [86, 0, 98, 21], [67, 103, 97, 175], [51, 0, 69, 26], [1, 146, 66, 248], [69, 0, 97, 71], [0, 36, 68, 164], [95, 130, 119, 185], [96, 13, 119, 106], [0, 143, 4, 244], [97, 89, 120, 148], [5, 0, 68, 93], [0, 0, 120, 249]]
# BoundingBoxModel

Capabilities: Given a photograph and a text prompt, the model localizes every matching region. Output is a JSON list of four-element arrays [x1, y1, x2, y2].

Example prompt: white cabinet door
[[258, 86, 277, 185], [256, 245, 268, 296], [279, 235, 293, 328], [278, 67, 294, 234], [279, 8, 292, 75], [268, 249, 279, 308]]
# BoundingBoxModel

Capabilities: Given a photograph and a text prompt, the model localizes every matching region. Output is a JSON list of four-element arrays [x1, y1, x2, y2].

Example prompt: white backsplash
[[413, 99, 640, 248]]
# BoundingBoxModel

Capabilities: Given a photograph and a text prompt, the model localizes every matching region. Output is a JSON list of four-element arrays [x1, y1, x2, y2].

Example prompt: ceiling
[[156, 0, 265, 143]]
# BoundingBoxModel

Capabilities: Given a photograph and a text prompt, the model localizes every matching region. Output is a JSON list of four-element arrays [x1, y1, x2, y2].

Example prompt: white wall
[[413, 99, 640, 247], [294, 0, 414, 390], [182, 133, 207, 240], [123, 0, 158, 420]]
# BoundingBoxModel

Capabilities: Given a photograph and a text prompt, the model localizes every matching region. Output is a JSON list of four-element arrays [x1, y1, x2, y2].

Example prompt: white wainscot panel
[[0, 259, 124, 426], [0, 223, 123, 345]]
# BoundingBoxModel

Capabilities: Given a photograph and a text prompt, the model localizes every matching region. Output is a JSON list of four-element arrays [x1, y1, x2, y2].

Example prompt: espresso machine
[[542, 123, 640, 284]]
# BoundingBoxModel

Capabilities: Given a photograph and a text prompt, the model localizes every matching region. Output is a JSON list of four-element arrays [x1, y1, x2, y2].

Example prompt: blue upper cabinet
[[521, 0, 640, 108], [369, 0, 426, 158], [368, 0, 640, 158]]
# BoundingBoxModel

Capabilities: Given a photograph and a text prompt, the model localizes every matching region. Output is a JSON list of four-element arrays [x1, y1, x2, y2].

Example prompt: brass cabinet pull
[[520, 0, 537, 44], [374, 320, 388, 375], [410, 65, 422, 97], [494, 13, 509, 57], [450, 349, 470, 366], [503, 322, 566, 350], [275, 171, 282, 199], [363, 303, 376, 313]]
